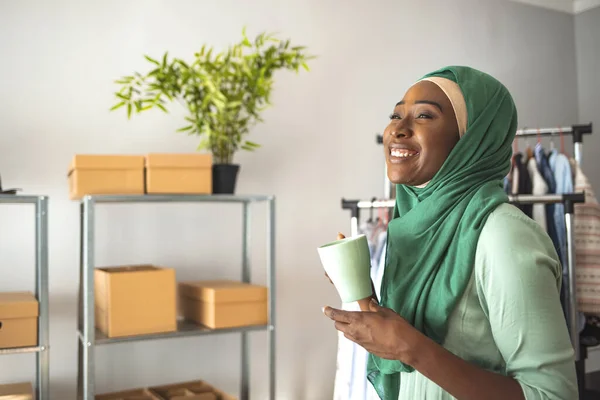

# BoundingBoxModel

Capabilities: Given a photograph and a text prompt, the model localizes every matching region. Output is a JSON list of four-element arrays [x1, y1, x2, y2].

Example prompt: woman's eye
[[417, 113, 432, 119], [389, 113, 402, 120]]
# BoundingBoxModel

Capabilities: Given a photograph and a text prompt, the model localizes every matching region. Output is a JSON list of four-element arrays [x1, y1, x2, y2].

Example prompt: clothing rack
[[344, 123, 595, 399]]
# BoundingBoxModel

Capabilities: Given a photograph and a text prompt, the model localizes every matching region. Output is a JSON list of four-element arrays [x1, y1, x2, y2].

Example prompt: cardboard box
[[178, 280, 268, 329], [145, 153, 212, 194], [95, 388, 161, 400], [0, 382, 34, 400], [95, 265, 177, 338], [148, 380, 236, 400], [68, 154, 145, 200], [0, 292, 38, 349]]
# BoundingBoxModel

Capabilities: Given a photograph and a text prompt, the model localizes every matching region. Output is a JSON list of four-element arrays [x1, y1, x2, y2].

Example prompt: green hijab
[[367, 66, 518, 399]]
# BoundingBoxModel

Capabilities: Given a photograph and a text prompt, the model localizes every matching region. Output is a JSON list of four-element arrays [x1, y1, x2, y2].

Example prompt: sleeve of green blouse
[[475, 205, 578, 400]]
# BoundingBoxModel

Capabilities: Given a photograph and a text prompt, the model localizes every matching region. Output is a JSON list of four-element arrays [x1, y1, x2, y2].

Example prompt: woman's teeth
[[391, 149, 418, 158]]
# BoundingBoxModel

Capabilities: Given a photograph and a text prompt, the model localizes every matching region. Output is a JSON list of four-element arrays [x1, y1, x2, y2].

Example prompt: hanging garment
[[549, 149, 574, 273], [527, 156, 548, 230], [534, 144, 560, 258], [514, 153, 533, 217], [571, 160, 600, 315], [333, 227, 388, 400]]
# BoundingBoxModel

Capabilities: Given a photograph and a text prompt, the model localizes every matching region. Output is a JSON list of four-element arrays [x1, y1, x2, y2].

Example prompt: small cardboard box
[[68, 154, 145, 200], [95, 265, 177, 338], [178, 280, 268, 329], [148, 380, 236, 400], [145, 153, 212, 194], [0, 292, 38, 349], [95, 388, 161, 400], [0, 382, 34, 400]]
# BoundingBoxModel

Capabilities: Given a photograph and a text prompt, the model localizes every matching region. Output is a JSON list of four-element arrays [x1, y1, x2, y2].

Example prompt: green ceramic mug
[[317, 234, 373, 303]]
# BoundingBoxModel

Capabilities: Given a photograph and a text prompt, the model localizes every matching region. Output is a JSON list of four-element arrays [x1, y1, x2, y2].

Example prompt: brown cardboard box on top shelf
[[95, 265, 177, 338], [0, 381, 34, 400], [68, 154, 145, 200], [0, 292, 38, 349], [95, 388, 161, 400], [148, 380, 236, 400], [178, 280, 268, 329], [145, 153, 212, 194]]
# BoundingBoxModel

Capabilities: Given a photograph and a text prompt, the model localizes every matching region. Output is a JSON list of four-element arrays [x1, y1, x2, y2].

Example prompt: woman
[[323, 66, 578, 400]]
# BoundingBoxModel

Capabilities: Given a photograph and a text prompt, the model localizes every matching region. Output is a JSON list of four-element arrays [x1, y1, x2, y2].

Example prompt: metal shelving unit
[[75, 194, 276, 400], [0, 194, 49, 400]]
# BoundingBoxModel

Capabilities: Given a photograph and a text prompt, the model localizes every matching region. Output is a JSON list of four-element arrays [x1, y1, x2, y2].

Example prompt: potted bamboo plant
[[110, 28, 313, 193]]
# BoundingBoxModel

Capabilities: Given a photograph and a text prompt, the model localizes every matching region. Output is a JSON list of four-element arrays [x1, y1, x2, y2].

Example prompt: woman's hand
[[323, 299, 423, 365], [324, 300, 526, 400]]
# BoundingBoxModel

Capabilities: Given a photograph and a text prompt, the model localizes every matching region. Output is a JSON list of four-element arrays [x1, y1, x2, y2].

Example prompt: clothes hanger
[[525, 128, 534, 160], [368, 197, 376, 224], [559, 126, 568, 156]]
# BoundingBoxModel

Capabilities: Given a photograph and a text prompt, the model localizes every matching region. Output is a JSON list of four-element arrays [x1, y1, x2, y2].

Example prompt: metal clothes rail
[[75, 194, 276, 400], [0, 195, 49, 400]]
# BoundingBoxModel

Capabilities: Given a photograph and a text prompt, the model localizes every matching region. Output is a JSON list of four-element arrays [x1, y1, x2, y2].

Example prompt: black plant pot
[[212, 164, 240, 194]]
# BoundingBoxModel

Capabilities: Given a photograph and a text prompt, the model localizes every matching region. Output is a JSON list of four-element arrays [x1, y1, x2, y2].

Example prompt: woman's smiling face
[[383, 80, 460, 186]]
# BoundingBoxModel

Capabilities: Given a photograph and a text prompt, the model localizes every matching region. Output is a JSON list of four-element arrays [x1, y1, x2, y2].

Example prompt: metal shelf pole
[[241, 202, 251, 400], [35, 196, 50, 400], [267, 197, 276, 400], [77, 197, 96, 400]]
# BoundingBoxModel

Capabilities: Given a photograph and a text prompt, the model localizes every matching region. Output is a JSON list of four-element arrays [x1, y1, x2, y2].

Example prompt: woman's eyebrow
[[396, 100, 443, 112]]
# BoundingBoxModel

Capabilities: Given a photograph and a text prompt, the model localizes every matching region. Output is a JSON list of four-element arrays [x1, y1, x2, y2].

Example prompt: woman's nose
[[390, 125, 412, 138]]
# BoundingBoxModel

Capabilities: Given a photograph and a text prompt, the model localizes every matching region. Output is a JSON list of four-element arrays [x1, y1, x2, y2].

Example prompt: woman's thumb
[[337, 232, 346, 240]]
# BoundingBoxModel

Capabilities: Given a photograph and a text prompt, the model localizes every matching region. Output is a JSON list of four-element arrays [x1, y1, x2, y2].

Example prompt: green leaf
[[114, 77, 133, 84], [110, 101, 125, 111], [176, 125, 194, 132], [127, 103, 132, 119], [156, 103, 168, 113], [144, 55, 160, 65]]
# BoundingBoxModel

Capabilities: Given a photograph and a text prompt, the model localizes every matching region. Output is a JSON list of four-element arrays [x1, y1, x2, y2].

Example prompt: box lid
[[179, 280, 267, 304], [146, 153, 212, 169], [0, 292, 39, 319], [96, 264, 166, 275], [69, 154, 145, 172], [0, 381, 34, 398]]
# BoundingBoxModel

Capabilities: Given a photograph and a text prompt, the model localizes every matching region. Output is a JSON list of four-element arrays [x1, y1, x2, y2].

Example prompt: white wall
[[0, 1, 580, 399], [576, 6, 600, 205]]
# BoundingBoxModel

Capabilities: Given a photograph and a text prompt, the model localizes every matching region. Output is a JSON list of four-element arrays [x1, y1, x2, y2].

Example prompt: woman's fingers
[[323, 306, 359, 324]]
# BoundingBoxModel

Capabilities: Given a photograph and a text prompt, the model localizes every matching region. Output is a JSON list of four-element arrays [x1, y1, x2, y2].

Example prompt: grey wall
[[0, 1, 580, 399], [576, 7, 600, 194]]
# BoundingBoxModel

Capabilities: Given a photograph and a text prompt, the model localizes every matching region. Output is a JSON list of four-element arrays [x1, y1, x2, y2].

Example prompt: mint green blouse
[[396, 203, 578, 399]]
